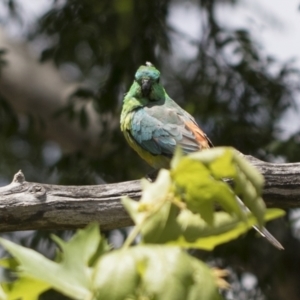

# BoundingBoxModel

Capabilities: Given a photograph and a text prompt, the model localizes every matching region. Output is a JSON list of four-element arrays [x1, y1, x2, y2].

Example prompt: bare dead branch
[[0, 155, 299, 232]]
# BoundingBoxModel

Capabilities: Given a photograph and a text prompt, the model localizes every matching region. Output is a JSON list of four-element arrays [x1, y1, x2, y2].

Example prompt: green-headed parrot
[[120, 62, 283, 250]]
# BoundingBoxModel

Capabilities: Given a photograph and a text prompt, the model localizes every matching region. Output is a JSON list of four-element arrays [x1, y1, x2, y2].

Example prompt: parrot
[[120, 62, 283, 250]]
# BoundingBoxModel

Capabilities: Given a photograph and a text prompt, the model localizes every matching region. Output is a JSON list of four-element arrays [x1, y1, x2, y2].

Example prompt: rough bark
[[0, 155, 299, 232]]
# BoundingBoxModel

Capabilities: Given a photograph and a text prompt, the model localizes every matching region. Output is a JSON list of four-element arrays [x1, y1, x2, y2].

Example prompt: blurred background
[[1, 0, 300, 299]]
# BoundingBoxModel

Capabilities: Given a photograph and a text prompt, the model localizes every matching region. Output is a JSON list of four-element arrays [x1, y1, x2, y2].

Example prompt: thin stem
[[122, 219, 145, 249]]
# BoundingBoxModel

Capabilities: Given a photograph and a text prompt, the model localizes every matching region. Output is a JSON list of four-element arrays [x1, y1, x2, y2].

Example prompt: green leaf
[[174, 147, 267, 227], [170, 208, 284, 250], [233, 153, 264, 193], [171, 156, 243, 225], [122, 169, 171, 225], [207, 148, 237, 179], [123, 147, 285, 250], [139, 169, 171, 204], [92, 245, 223, 300], [0, 258, 19, 270], [121, 196, 140, 223], [2, 277, 50, 300], [0, 224, 108, 300], [123, 195, 182, 244], [138, 204, 284, 250], [235, 171, 266, 227], [0, 285, 6, 300], [187, 147, 228, 165], [122, 169, 174, 244], [141, 202, 182, 243]]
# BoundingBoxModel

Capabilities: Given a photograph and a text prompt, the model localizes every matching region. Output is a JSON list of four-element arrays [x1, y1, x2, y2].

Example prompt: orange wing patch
[[184, 121, 211, 150]]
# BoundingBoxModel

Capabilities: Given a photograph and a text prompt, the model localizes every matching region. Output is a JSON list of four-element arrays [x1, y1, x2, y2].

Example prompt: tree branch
[[0, 155, 299, 232], [245, 155, 300, 208]]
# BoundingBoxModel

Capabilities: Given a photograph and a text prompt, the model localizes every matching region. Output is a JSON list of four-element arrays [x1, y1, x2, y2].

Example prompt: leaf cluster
[[0, 148, 284, 300]]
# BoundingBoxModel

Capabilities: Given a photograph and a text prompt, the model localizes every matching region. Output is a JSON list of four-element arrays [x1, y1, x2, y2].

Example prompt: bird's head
[[135, 62, 161, 98]]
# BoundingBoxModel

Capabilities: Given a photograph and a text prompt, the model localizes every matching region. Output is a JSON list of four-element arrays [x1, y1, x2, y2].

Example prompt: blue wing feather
[[129, 106, 202, 156]]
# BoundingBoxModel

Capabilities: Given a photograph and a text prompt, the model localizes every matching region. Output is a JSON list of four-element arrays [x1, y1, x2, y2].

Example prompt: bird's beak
[[141, 78, 151, 96]]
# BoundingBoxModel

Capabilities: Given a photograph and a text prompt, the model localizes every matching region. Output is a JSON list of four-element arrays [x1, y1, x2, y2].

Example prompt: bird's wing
[[129, 105, 211, 157]]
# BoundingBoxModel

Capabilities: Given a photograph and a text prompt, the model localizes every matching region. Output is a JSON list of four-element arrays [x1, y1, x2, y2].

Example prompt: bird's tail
[[235, 196, 284, 250], [252, 224, 284, 250]]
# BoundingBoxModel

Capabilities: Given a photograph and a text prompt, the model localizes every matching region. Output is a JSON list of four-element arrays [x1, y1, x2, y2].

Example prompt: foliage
[[122, 148, 283, 249], [0, 0, 299, 299], [1, 0, 300, 182], [0, 148, 284, 299], [0, 227, 224, 300]]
